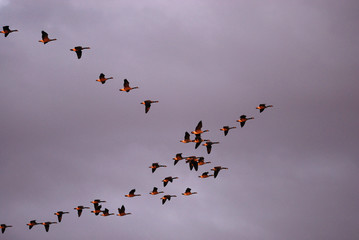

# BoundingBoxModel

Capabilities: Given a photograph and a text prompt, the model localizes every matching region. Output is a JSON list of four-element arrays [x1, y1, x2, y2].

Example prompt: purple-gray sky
[[1, 0, 359, 239]]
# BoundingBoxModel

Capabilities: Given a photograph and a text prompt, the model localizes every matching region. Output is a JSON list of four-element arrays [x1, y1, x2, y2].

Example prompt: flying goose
[[191, 121, 209, 135], [162, 176, 178, 187], [101, 208, 114, 216], [90, 199, 107, 208], [117, 205, 131, 216], [173, 153, 186, 165], [220, 126, 236, 136], [194, 134, 210, 149], [211, 166, 228, 178], [203, 141, 220, 154], [125, 189, 141, 197], [141, 100, 159, 113], [74, 206, 90, 217], [91, 204, 102, 216], [1, 26, 18, 37], [256, 104, 273, 113], [236, 115, 254, 128], [161, 195, 176, 205], [0, 224, 12, 234], [38, 31, 56, 44], [197, 157, 211, 166], [182, 188, 197, 196], [96, 73, 113, 84], [41, 222, 57, 232], [198, 172, 214, 178], [26, 220, 40, 229], [119, 79, 138, 92], [54, 211, 69, 222], [149, 162, 167, 173], [149, 187, 164, 195], [180, 131, 192, 143], [70, 46, 90, 59]]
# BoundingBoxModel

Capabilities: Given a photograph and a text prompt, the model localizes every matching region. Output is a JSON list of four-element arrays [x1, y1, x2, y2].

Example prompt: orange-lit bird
[[70, 46, 90, 59], [191, 121, 209, 135], [41, 222, 57, 232], [220, 126, 236, 136], [74, 206, 90, 217], [161, 195, 176, 205], [173, 153, 186, 165], [26, 220, 40, 230], [149, 162, 167, 173], [101, 208, 114, 216], [149, 187, 164, 195], [1, 26, 18, 37], [38, 31, 56, 44], [54, 211, 69, 222], [162, 176, 178, 187], [182, 188, 197, 196], [91, 204, 103, 216], [125, 189, 141, 197], [236, 115, 254, 128], [117, 205, 131, 216], [198, 172, 214, 178], [256, 104, 273, 113], [180, 131, 193, 143], [0, 224, 12, 234], [197, 157, 211, 166], [203, 141, 219, 154], [119, 79, 138, 92], [141, 100, 158, 113], [211, 166, 228, 178], [96, 73, 113, 84]]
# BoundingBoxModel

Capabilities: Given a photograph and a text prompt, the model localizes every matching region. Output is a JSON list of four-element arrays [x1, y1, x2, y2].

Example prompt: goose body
[[74, 206, 90, 217], [0, 224, 12, 234], [191, 121, 209, 135], [198, 172, 214, 178], [162, 176, 178, 187], [41, 222, 57, 232], [54, 211, 69, 222], [91, 199, 107, 208], [141, 100, 159, 113], [150, 187, 164, 195], [256, 104, 273, 113], [236, 115, 254, 128], [125, 189, 141, 197], [173, 153, 185, 165], [180, 131, 192, 143], [96, 73, 113, 84], [39, 31, 56, 44], [117, 205, 131, 216], [182, 188, 197, 196], [197, 157, 211, 166], [149, 162, 167, 173], [194, 134, 210, 149], [27, 220, 40, 229], [91, 204, 102, 216], [186, 156, 199, 171], [211, 166, 228, 178], [101, 208, 114, 216], [70, 46, 90, 59], [119, 79, 138, 92], [203, 141, 219, 154], [1, 26, 18, 37], [161, 195, 176, 205], [220, 126, 236, 136]]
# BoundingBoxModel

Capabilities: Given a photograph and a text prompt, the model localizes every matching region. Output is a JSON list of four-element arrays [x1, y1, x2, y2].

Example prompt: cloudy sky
[[1, 0, 358, 239]]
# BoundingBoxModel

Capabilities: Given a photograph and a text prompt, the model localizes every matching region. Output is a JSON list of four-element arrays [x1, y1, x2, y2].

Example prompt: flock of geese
[[1, 25, 273, 234]]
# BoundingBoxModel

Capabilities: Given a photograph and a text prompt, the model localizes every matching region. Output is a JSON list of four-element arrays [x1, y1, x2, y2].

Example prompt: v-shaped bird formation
[[1, 25, 274, 234]]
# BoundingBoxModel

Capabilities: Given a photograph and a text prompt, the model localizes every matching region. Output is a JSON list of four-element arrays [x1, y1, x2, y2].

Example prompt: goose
[[186, 156, 199, 171], [149, 162, 167, 173], [211, 166, 228, 178], [198, 172, 214, 178], [38, 31, 56, 44], [191, 121, 209, 135], [236, 115, 254, 128], [256, 104, 273, 113], [182, 188, 197, 196], [119, 79, 139, 92], [96, 73, 113, 84], [101, 208, 114, 216], [0, 224, 12, 234], [203, 141, 220, 154], [162, 176, 178, 187], [197, 157, 211, 166], [1, 26, 18, 37], [70, 46, 90, 59], [125, 189, 141, 197], [180, 131, 193, 143], [54, 211, 69, 222], [91, 204, 102, 216], [220, 126, 236, 136], [161, 195, 176, 205], [141, 100, 158, 113], [26, 220, 40, 229], [90, 199, 106, 208], [41, 222, 57, 232], [173, 153, 186, 165], [194, 134, 210, 149], [149, 187, 164, 195], [117, 205, 131, 216], [74, 206, 90, 217]]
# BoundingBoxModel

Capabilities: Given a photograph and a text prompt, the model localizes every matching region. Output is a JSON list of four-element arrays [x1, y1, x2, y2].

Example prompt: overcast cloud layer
[[1, 1, 359, 239]]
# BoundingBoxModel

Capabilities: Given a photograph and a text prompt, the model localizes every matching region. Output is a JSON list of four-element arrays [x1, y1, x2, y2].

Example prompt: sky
[[1, 0, 359, 239]]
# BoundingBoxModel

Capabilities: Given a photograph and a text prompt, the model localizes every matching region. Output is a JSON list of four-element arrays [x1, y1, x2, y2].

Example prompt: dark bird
[[101, 208, 114, 216], [70, 46, 90, 59], [198, 172, 214, 178], [180, 131, 193, 143], [74, 206, 90, 217], [256, 104, 273, 113], [141, 100, 159, 113], [173, 153, 186, 165], [220, 126, 236, 136], [117, 205, 131, 216], [236, 115, 254, 128], [186, 156, 199, 171], [125, 189, 141, 197], [38, 31, 56, 44], [41, 222, 57, 232], [149, 187, 164, 195], [211, 166, 228, 178], [96, 73, 113, 84], [191, 121, 209, 135], [91, 204, 102, 216], [203, 141, 220, 154], [119, 79, 138, 92], [1, 26, 18, 37], [0, 224, 12, 234], [162, 176, 178, 187], [90, 199, 107, 208], [26, 220, 40, 230], [182, 188, 197, 196], [197, 157, 211, 166], [54, 211, 69, 222], [194, 134, 210, 149], [161, 195, 176, 205], [149, 162, 167, 173]]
